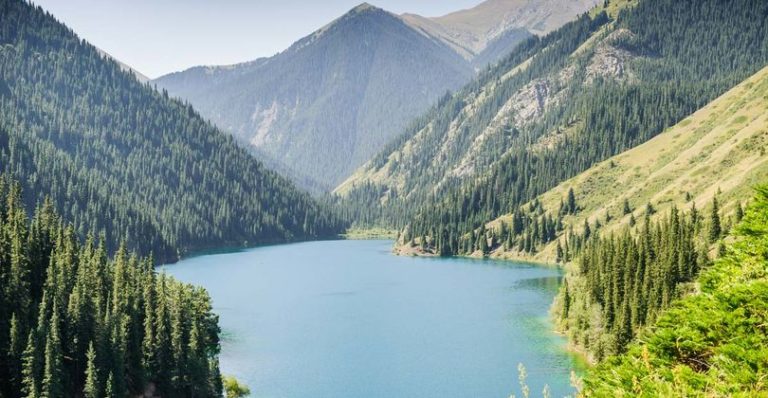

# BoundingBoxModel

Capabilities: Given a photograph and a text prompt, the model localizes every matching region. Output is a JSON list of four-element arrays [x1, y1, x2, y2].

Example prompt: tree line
[[0, 176, 223, 397], [552, 201, 728, 360]]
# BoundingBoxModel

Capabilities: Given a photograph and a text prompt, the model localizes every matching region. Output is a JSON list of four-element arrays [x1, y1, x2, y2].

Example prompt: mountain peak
[[351, 2, 378, 13]]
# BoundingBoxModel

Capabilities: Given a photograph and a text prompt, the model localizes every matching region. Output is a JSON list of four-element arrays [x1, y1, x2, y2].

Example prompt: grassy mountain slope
[[0, 0, 345, 262], [343, 0, 768, 254], [154, 4, 474, 188], [487, 64, 768, 262], [582, 185, 768, 397]]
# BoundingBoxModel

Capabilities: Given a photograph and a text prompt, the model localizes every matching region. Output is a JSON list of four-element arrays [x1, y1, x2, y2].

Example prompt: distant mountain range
[[153, 0, 599, 188], [402, 0, 599, 66]]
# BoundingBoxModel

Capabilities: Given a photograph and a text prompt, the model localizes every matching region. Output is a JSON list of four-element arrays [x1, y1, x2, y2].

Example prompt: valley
[[0, 0, 766, 396]]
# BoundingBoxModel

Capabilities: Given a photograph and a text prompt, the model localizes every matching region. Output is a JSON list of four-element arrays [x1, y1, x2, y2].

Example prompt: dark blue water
[[164, 240, 580, 398]]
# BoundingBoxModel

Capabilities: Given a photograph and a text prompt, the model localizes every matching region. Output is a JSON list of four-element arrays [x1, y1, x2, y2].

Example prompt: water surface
[[165, 240, 580, 398]]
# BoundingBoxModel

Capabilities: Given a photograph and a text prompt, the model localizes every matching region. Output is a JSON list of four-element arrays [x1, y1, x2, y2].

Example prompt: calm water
[[164, 240, 581, 398]]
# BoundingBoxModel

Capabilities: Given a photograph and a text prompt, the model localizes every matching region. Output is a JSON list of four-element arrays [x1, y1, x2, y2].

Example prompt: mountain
[[476, 64, 768, 263], [154, 3, 474, 188], [338, 0, 768, 250], [401, 0, 600, 65], [0, 0, 345, 262], [153, 1, 600, 189]]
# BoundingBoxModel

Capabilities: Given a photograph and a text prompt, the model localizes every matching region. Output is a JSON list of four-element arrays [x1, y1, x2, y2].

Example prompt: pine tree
[[83, 343, 99, 398], [709, 197, 722, 243], [21, 332, 40, 398], [479, 233, 489, 256], [9, 313, 25, 392], [41, 303, 63, 398], [105, 372, 115, 398], [567, 188, 577, 214], [561, 279, 571, 320], [735, 202, 744, 222]]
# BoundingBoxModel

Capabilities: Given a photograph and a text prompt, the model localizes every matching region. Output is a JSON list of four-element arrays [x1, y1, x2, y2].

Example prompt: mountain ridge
[[154, 0, 600, 188], [401, 0, 600, 61], [154, 3, 474, 186]]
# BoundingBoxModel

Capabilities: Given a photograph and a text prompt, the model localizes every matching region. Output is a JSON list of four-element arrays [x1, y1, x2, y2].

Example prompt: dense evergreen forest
[[552, 201, 730, 361], [582, 186, 768, 396], [342, 0, 768, 257], [0, 177, 222, 397], [0, 0, 346, 263]]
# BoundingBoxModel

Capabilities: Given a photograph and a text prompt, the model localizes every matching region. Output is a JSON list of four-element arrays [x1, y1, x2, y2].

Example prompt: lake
[[164, 240, 581, 398]]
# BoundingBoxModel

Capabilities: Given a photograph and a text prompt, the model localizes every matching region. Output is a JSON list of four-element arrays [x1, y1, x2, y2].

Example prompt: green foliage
[[582, 186, 768, 396], [223, 376, 251, 398], [0, 179, 223, 397], [709, 196, 722, 243], [554, 205, 709, 361], [0, 0, 346, 263]]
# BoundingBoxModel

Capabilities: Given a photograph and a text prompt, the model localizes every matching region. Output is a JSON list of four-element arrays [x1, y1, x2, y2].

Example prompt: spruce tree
[[567, 188, 577, 214], [83, 343, 99, 398], [709, 197, 722, 243], [622, 199, 631, 216], [736, 202, 744, 222], [41, 303, 63, 398], [21, 332, 40, 398]]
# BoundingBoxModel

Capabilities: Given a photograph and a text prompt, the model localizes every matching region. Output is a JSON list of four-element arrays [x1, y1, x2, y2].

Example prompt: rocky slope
[[154, 1, 599, 189], [402, 0, 600, 65], [336, 5, 626, 202]]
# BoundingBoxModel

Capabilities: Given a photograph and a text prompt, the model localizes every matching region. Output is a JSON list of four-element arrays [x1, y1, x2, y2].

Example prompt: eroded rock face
[[586, 29, 639, 84]]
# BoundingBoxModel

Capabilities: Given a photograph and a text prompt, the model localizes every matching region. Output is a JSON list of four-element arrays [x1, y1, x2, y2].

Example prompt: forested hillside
[[582, 186, 768, 396], [452, 64, 768, 263], [553, 203, 717, 362], [0, 178, 222, 397], [0, 0, 346, 262], [339, 0, 768, 251]]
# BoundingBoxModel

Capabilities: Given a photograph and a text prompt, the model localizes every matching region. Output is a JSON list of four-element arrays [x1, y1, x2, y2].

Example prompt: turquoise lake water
[[164, 240, 581, 398]]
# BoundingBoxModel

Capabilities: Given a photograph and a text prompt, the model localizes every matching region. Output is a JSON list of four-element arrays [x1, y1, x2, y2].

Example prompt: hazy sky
[[33, 0, 484, 79]]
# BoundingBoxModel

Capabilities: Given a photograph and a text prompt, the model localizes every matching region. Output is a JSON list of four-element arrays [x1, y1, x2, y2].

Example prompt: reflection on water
[[513, 275, 564, 295]]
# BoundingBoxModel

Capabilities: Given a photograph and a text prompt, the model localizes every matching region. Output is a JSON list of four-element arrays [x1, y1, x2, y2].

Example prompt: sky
[[33, 0, 484, 79]]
